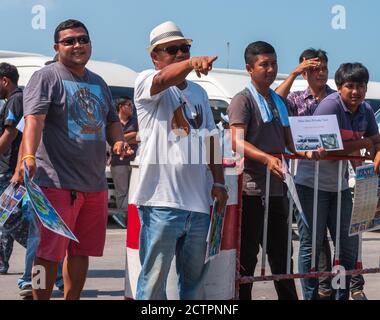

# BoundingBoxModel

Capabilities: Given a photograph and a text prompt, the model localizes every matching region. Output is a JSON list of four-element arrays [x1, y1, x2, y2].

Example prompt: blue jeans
[[17, 200, 63, 289], [136, 206, 210, 300], [296, 184, 358, 300], [0, 174, 29, 273]]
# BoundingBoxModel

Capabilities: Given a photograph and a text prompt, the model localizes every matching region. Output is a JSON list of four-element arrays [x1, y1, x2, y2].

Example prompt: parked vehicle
[[0, 50, 137, 102], [295, 136, 321, 150], [187, 68, 380, 122], [187, 68, 288, 122], [289, 78, 380, 113]]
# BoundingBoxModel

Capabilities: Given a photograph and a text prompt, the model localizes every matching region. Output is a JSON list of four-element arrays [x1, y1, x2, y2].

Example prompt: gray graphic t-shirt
[[23, 62, 119, 192]]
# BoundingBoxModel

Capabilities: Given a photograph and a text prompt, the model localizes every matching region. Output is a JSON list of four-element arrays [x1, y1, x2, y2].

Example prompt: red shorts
[[36, 188, 108, 261]]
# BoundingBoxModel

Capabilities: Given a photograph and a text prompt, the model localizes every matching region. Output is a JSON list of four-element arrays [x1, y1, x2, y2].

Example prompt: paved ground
[[0, 220, 379, 300]]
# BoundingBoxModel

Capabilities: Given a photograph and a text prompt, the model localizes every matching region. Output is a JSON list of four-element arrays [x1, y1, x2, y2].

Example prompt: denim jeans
[[17, 200, 63, 289], [136, 206, 210, 300], [317, 235, 333, 295], [0, 174, 29, 273], [296, 184, 358, 300], [318, 235, 365, 295]]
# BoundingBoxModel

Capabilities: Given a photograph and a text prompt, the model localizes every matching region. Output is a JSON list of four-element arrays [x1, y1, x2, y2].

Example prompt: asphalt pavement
[[0, 220, 379, 300]]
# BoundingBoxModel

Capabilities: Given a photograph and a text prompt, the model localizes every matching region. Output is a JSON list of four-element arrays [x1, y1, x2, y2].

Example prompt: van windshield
[[366, 99, 380, 113], [209, 99, 229, 123], [109, 86, 134, 104]]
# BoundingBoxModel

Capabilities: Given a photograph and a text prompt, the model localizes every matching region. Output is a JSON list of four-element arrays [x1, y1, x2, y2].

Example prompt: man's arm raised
[[151, 56, 218, 96]]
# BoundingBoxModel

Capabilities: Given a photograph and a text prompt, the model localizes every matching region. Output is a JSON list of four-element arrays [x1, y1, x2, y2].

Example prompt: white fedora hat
[[148, 21, 192, 53]]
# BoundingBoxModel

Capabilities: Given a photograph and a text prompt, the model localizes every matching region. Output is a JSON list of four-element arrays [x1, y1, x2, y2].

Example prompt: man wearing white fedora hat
[[132, 20, 228, 300]]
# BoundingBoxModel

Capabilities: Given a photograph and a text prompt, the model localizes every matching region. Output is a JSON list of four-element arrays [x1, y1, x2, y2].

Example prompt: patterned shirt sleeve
[[286, 92, 299, 116]]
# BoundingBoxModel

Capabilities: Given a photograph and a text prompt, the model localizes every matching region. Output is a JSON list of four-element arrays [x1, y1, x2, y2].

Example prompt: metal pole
[[357, 233, 363, 269], [334, 160, 343, 266], [235, 174, 243, 300], [286, 159, 295, 274], [226, 42, 230, 69], [261, 167, 271, 276], [311, 161, 320, 272]]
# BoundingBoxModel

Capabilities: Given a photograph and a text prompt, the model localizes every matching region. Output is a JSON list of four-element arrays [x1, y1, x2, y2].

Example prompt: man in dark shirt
[[293, 63, 379, 300], [21, 19, 132, 300], [276, 49, 367, 300], [0, 63, 29, 275], [228, 41, 300, 300], [110, 96, 138, 227]]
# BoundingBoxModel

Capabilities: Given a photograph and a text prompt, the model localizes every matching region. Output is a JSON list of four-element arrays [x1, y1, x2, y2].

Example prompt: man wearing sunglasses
[[20, 19, 132, 300], [132, 21, 228, 300]]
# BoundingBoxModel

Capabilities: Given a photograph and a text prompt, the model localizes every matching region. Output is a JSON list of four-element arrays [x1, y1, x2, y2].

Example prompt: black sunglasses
[[57, 35, 91, 46], [155, 44, 191, 55]]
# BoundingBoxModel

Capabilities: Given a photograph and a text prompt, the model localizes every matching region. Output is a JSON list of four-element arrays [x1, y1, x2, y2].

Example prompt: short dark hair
[[54, 19, 89, 43], [299, 48, 328, 63], [0, 63, 19, 84], [45, 54, 59, 66], [335, 63, 369, 87], [116, 96, 132, 112], [244, 41, 276, 65]]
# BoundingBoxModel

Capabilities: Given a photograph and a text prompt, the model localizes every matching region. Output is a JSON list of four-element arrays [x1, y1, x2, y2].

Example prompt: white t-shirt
[[131, 69, 217, 214]]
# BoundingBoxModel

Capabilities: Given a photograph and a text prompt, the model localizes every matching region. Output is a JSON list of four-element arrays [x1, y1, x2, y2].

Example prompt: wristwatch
[[213, 182, 229, 192]]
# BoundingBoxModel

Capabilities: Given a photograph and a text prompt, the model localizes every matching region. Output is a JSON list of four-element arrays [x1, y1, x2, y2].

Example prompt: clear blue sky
[[1, 0, 379, 80]]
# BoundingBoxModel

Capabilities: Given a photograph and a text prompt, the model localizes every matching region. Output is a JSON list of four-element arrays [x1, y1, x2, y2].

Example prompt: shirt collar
[[302, 85, 335, 101], [301, 87, 313, 100], [6, 87, 22, 100], [339, 94, 366, 114]]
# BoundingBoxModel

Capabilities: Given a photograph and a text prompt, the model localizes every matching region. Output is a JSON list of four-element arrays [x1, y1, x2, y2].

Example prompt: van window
[[109, 86, 135, 117], [109, 86, 134, 104], [365, 99, 380, 113], [209, 99, 229, 123], [375, 108, 380, 124]]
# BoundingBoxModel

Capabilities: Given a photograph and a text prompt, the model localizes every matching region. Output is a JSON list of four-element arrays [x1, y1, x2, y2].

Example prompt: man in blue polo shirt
[[295, 62, 380, 300]]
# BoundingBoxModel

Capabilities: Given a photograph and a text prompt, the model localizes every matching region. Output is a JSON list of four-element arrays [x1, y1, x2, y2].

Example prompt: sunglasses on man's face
[[155, 44, 191, 55], [57, 35, 91, 46]]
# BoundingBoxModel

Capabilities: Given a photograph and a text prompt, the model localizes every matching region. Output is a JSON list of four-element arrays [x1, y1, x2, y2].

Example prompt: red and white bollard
[[124, 164, 239, 300]]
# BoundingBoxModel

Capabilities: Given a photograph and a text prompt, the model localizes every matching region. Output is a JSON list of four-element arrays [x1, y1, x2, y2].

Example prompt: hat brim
[[148, 37, 193, 53]]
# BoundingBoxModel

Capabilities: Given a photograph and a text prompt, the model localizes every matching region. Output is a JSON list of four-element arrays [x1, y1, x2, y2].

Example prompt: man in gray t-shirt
[[20, 19, 132, 300], [228, 41, 299, 300]]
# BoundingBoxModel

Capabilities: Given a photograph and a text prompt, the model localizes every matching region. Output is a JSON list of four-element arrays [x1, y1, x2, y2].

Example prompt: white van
[[295, 136, 322, 151], [0, 50, 138, 212], [289, 78, 380, 113], [0, 50, 137, 101], [187, 68, 288, 122], [187, 68, 380, 189], [187, 68, 380, 121]]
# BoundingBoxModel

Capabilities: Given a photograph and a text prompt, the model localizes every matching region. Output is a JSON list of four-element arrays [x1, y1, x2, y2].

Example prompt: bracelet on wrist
[[21, 154, 36, 162], [213, 182, 228, 192]]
